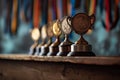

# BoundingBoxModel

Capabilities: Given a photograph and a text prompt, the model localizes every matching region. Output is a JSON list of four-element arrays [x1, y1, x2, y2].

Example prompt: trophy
[[47, 20, 61, 56], [29, 28, 40, 55], [57, 16, 73, 56], [67, 13, 95, 56], [39, 22, 54, 56], [34, 25, 47, 55]]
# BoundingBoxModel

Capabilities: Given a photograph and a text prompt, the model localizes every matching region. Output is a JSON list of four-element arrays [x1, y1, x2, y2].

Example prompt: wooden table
[[0, 54, 120, 80]]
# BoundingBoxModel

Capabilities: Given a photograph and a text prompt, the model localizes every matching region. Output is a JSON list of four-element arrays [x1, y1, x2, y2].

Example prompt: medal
[[31, 28, 40, 41]]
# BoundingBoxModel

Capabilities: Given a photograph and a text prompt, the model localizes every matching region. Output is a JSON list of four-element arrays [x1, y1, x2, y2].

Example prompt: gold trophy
[[34, 25, 47, 55], [47, 20, 61, 56], [29, 28, 40, 55], [67, 13, 95, 56], [57, 16, 73, 56], [39, 22, 54, 56]]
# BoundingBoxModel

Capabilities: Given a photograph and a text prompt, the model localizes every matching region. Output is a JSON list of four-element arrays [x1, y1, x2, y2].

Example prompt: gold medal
[[53, 20, 61, 36], [31, 28, 40, 41]]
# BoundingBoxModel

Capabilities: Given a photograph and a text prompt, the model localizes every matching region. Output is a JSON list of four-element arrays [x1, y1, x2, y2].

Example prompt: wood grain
[[0, 54, 120, 65]]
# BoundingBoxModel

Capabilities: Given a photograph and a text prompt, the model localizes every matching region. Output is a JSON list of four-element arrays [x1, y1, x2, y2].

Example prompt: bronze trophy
[[47, 20, 61, 56], [57, 16, 73, 56], [39, 22, 53, 56], [29, 28, 40, 55], [34, 25, 47, 56], [67, 13, 95, 56]]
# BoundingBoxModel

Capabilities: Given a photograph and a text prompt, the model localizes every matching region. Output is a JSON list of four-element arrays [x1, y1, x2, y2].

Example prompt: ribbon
[[33, 0, 40, 28], [99, 0, 104, 14], [11, 0, 19, 35], [63, 0, 68, 16], [110, 0, 119, 30], [70, 0, 76, 16], [67, 0, 72, 16], [4, 0, 12, 35], [89, 0, 96, 15], [41, 0, 48, 26], [48, 0, 52, 22], [104, 0, 119, 32], [23, 0, 33, 29], [85, 0, 90, 14], [57, 0, 63, 19], [51, 0, 57, 20]]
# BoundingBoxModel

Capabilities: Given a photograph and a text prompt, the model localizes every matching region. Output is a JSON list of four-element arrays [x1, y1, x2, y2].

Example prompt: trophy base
[[47, 52, 58, 56], [68, 44, 95, 56], [29, 48, 36, 55], [57, 52, 68, 56], [47, 46, 59, 56], [29, 42, 38, 55], [34, 48, 41, 56], [67, 51, 95, 56], [39, 46, 49, 56]]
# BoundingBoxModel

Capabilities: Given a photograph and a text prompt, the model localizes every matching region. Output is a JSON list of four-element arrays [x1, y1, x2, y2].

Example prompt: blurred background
[[0, 0, 120, 56]]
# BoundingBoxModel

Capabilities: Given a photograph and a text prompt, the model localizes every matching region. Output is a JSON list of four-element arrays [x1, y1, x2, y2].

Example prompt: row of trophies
[[29, 13, 96, 56]]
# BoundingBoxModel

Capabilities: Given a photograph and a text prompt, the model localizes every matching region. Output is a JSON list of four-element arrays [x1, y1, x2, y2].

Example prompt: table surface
[[0, 54, 120, 65]]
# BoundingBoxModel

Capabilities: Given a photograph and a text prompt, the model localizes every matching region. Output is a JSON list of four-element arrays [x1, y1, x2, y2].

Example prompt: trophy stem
[[55, 36, 60, 43], [34, 40, 45, 56], [29, 41, 38, 55], [47, 36, 61, 56], [68, 35, 95, 56], [57, 34, 73, 56], [39, 38, 52, 56], [64, 34, 68, 41], [76, 35, 88, 45]]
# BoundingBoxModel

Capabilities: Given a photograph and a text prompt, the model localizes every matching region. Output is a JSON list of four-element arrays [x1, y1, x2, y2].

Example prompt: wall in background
[[0, 0, 120, 56]]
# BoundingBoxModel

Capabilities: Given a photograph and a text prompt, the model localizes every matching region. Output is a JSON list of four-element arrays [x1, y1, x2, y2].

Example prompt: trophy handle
[[67, 16, 72, 27], [90, 14, 95, 25]]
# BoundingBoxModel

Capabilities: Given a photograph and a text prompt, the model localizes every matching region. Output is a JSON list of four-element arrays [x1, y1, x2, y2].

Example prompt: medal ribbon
[[110, 0, 119, 30], [48, 0, 52, 22], [104, 0, 119, 32], [63, 0, 67, 16], [23, 0, 33, 29], [33, 0, 40, 28], [71, 0, 76, 16], [51, 0, 57, 20], [89, 0, 96, 15], [41, 0, 48, 26], [67, 0, 72, 16], [85, 0, 90, 14], [105, 0, 110, 32], [4, 0, 12, 35], [57, 0, 63, 19], [11, 0, 19, 35]]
